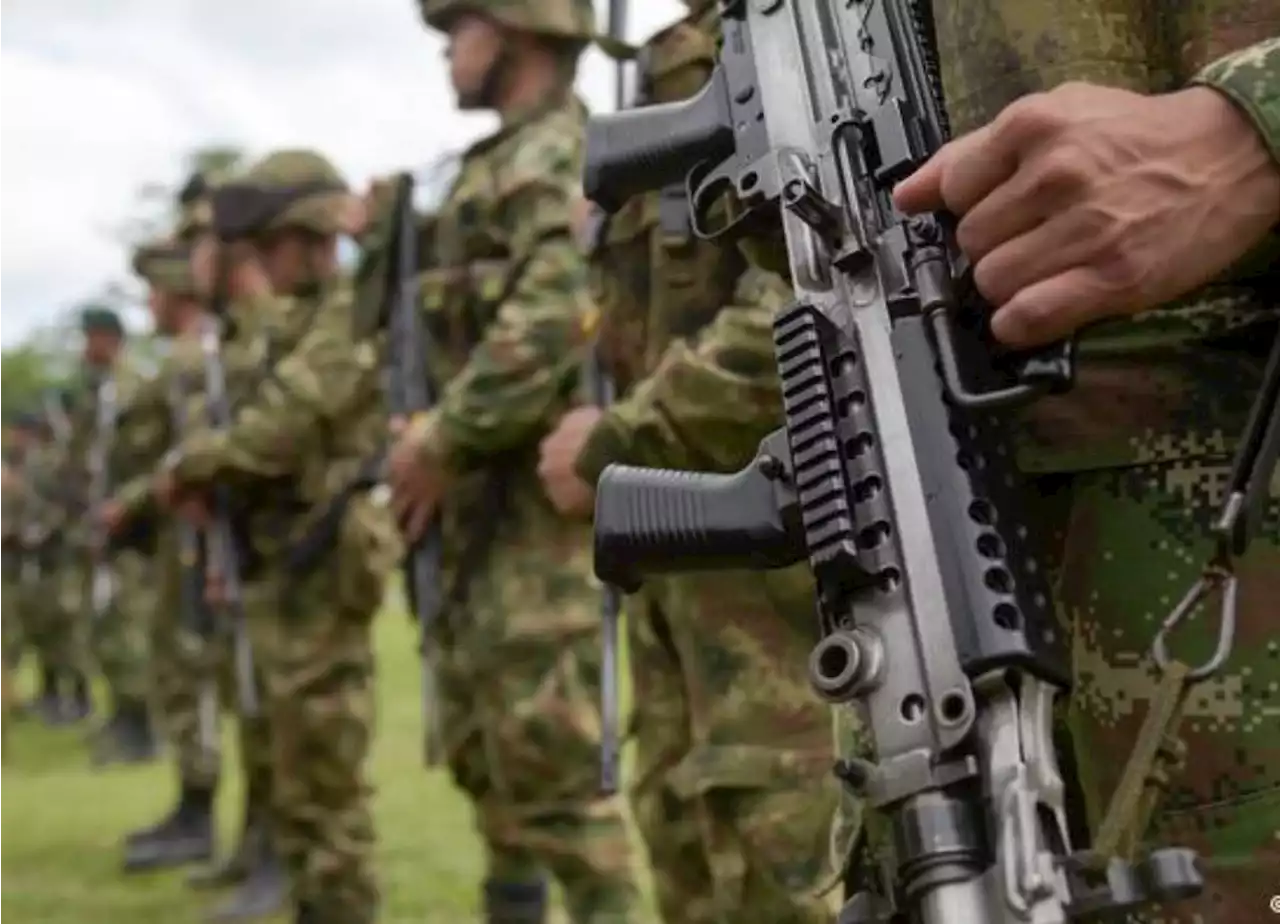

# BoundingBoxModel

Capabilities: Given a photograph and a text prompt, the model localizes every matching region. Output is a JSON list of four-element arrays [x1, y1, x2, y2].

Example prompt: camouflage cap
[[80, 305, 125, 337], [220, 149, 351, 238], [419, 0, 596, 48], [131, 238, 196, 295]]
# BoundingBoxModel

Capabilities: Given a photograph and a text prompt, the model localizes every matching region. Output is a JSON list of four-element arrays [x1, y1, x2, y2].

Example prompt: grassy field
[[1, 598, 655, 923]]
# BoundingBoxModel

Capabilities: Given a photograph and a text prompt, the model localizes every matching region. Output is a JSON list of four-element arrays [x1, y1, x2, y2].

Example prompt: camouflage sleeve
[[1192, 36, 1280, 164], [173, 293, 377, 485], [110, 372, 171, 487], [573, 265, 790, 484], [410, 119, 588, 466]]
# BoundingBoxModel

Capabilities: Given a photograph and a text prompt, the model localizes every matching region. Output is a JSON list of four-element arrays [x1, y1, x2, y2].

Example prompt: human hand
[[537, 406, 603, 518]]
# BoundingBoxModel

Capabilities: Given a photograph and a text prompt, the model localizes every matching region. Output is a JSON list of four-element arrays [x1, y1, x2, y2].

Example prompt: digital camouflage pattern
[[574, 12, 843, 924], [171, 276, 399, 924], [924, 8, 1280, 922], [399, 85, 641, 921]]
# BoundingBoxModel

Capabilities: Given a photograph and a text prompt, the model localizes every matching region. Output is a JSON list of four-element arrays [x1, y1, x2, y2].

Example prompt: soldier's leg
[[448, 571, 639, 924], [122, 579, 218, 871], [259, 580, 377, 924], [91, 551, 157, 764], [201, 654, 286, 922], [1056, 458, 1279, 924], [634, 571, 842, 924], [46, 566, 91, 724], [24, 576, 64, 720]]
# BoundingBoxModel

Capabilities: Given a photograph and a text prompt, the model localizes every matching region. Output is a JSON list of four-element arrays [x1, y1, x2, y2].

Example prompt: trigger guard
[[687, 159, 760, 242]]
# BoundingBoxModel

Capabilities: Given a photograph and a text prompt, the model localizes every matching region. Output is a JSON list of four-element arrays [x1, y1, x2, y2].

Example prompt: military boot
[[204, 829, 286, 921], [93, 699, 158, 766], [483, 880, 548, 924], [188, 782, 265, 890], [122, 783, 215, 872], [124, 776, 212, 847]]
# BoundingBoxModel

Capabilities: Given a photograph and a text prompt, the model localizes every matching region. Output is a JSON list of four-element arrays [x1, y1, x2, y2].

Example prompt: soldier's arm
[[408, 124, 587, 467], [1192, 36, 1280, 277], [574, 265, 790, 484], [172, 294, 375, 484], [109, 375, 171, 519]]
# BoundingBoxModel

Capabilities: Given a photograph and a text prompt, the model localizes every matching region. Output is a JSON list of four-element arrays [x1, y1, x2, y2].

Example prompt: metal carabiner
[[1150, 563, 1238, 683]]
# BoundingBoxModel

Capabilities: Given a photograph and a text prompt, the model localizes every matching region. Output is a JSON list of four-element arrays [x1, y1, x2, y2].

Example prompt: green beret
[[80, 306, 125, 337]]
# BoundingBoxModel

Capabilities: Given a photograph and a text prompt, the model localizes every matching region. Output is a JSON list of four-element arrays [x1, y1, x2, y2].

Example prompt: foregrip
[[593, 458, 803, 593]]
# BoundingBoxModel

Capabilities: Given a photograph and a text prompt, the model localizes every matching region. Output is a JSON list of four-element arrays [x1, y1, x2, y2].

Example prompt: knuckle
[[995, 93, 1060, 142], [1031, 146, 1089, 196], [971, 256, 1012, 307]]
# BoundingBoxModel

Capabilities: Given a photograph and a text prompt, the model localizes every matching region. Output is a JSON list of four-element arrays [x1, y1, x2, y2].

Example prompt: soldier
[[385, 1, 643, 921], [18, 390, 92, 725], [2, 411, 41, 688], [66, 305, 159, 764], [884, 15, 1280, 924], [536, 6, 845, 924], [156, 149, 399, 924]]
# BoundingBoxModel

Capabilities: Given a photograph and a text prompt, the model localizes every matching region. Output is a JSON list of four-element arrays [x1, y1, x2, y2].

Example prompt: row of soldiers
[[5, 2, 841, 921], [4, 0, 1279, 923], [2, 307, 157, 758]]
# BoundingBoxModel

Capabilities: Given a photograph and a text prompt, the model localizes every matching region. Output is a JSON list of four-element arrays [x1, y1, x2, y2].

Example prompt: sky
[[0, 0, 684, 348]]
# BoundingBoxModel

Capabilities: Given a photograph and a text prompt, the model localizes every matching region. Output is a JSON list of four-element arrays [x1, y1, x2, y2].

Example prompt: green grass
[[2, 598, 655, 923]]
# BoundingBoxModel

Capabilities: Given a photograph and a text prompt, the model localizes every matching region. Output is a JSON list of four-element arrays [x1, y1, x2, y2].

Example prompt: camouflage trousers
[[25, 566, 85, 676], [248, 568, 378, 924], [149, 555, 272, 797], [89, 550, 153, 703], [435, 568, 640, 924], [1037, 458, 1280, 924], [627, 568, 843, 924], [2, 574, 25, 668]]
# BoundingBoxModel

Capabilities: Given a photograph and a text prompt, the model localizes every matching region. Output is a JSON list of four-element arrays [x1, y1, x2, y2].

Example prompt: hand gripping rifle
[[582, 1, 1209, 921]]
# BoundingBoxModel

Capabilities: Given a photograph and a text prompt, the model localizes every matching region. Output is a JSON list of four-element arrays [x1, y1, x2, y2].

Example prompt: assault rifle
[[583, 1, 1206, 921], [86, 373, 119, 623], [167, 370, 221, 753], [196, 317, 259, 720], [382, 173, 446, 766]]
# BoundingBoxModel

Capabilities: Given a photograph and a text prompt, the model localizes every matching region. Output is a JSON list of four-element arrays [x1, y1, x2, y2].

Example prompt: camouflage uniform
[[574, 9, 843, 924], [393, 2, 642, 921], [168, 150, 399, 924], [2, 418, 39, 673], [827, 7, 1280, 922], [13, 414, 89, 720], [64, 308, 156, 753]]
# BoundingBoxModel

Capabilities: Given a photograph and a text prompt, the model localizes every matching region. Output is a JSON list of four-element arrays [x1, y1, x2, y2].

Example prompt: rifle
[[196, 316, 259, 720], [583, 2, 1208, 921], [86, 374, 119, 623], [382, 172, 445, 767], [167, 370, 221, 754], [581, 0, 628, 798]]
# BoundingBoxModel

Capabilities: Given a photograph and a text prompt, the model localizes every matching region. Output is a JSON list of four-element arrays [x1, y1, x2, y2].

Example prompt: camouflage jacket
[[170, 285, 397, 581], [404, 87, 596, 579], [930, 10, 1280, 472]]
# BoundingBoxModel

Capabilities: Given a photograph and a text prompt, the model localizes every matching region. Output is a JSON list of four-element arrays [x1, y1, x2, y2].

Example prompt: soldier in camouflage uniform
[[882, 11, 1280, 923], [157, 149, 399, 924], [386, 2, 642, 921], [107, 226, 287, 920], [537, 6, 844, 924], [65, 306, 158, 762], [2, 412, 41, 683], [15, 391, 92, 725]]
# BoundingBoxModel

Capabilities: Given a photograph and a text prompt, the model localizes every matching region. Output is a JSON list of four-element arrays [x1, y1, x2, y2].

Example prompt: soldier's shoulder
[[498, 98, 585, 185]]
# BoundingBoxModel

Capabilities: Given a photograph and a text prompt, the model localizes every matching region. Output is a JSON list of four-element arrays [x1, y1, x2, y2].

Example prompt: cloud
[[0, 0, 684, 347]]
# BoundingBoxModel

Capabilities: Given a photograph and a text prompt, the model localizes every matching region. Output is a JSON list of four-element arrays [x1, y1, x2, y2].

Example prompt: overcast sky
[[0, 0, 684, 348]]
